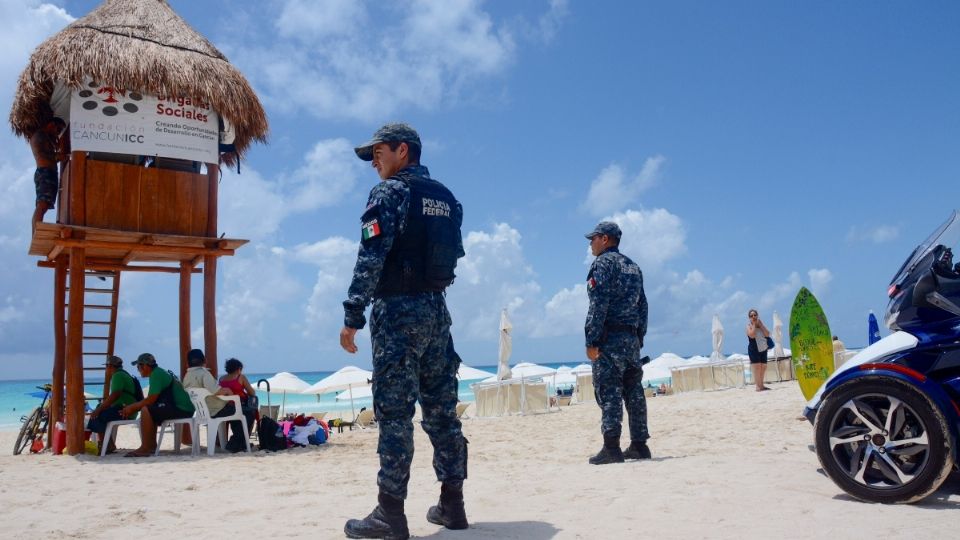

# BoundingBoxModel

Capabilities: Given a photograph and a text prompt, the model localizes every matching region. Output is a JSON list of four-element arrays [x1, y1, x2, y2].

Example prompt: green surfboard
[[789, 287, 835, 400]]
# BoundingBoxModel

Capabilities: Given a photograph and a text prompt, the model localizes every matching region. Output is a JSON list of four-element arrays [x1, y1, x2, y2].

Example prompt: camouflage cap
[[354, 123, 421, 161], [104, 355, 123, 368], [131, 352, 157, 367], [585, 221, 622, 240]]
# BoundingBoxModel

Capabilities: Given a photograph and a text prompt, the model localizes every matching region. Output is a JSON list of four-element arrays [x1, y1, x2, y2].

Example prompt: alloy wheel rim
[[827, 393, 930, 489]]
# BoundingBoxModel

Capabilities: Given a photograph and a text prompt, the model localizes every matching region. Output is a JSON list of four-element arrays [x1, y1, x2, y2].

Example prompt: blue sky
[[1, 0, 959, 380]]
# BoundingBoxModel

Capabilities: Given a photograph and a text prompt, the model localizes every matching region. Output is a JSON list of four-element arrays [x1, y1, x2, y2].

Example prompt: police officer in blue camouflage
[[340, 123, 469, 539], [584, 221, 651, 465]]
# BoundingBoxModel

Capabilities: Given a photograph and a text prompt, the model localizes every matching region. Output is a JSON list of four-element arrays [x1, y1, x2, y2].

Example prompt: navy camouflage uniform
[[585, 246, 649, 443], [343, 164, 468, 500]]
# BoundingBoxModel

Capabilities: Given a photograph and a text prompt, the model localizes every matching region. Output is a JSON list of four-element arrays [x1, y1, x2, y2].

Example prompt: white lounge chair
[[100, 418, 141, 457], [187, 388, 251, 456]]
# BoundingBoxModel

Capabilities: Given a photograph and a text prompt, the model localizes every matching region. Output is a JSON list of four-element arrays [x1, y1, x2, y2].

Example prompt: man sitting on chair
[[121, 353, 195, 457], [182, 349, 238, 425], [86, 355, 139, 454]]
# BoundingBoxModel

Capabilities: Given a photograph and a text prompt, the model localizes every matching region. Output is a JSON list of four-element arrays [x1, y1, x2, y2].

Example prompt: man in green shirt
[[121, 353, 195, 457], [87, 355, 140, 454]]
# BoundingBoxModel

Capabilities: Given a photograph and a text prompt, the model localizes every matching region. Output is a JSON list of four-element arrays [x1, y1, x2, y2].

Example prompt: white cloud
[[531, 282, 587, 338], [594, 207, 687, 269], [808, 268, 833, 297], [275, 0, 367, 39], [215, 245, 302, 345], [218, 165, 286, 241], [582, 156, 665, 216], [225, 0, 563, 121], [285, 138, 367, 211], [846, 224, 900, 244], [447, 223, 541, 340], [293, 236, 360, 338], [0, 2, 73, 82]]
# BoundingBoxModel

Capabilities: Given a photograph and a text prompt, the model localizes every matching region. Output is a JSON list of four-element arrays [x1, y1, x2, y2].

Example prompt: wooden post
[[69, 151, 86, 226], [65, 247, 86, 455], [205, 162, 218, 378], [50, 256, 67, 446], [179, 261, 191, 378], [203, 257, 217, 378]]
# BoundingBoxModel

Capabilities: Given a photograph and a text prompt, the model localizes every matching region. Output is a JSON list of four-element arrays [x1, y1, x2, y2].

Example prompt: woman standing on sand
[[746, 309, 771, 391]]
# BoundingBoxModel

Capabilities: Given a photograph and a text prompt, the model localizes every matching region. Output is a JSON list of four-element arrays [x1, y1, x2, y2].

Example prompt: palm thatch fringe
[[9, 0, 267, 164]]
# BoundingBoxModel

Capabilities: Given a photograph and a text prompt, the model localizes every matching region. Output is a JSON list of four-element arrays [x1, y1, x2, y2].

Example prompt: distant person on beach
[[584, 221, 651, 464], [218, 357, 257, 437], [746, 309, 771, 391], [340, 123, 468, 539], [120, 353, 195, 457], [30, 117, 65, 227], [832, 335, 847, 368], [86, 355, 140, 454]]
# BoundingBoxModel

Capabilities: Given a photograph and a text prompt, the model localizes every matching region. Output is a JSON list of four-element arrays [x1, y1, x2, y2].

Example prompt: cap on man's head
[[354, 123, 421, 161], [131, 353, 157, 367], [585, 221, 622, 240], [104, 355, 123, 368]]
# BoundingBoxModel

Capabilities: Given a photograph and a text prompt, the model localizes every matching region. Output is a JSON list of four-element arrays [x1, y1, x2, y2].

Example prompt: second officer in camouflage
[[584, 221, 651, 464], [340, 123, 469, 540]]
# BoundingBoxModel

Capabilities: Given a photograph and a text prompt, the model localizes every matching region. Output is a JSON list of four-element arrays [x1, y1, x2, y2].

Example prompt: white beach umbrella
[[687, 355, 711, 364], [648, 352, 688, 370], [710, 314, 726, 363], [302, 365, 373, 420], [642, 364, 672, 382], [335, 385, 372, 401], [457, 364, 494, 381], [552, 371, 577, 388], [498, 308, 513, 381], [571, 363, 593, 375], [509, 362, 556, 379], [264, 372, 310, 417], [773, 311, 786, 358]]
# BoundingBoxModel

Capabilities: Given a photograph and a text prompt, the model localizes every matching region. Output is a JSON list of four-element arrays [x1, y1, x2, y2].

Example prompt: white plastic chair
[[100, 418, 141, 457], [187, 388, 251, 455], [155, 409, 198, 457]]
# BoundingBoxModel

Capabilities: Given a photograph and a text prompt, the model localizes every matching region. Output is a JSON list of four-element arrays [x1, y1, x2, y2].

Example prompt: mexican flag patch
[[362, 219, 381, 240], [587, 277, 597, 290]]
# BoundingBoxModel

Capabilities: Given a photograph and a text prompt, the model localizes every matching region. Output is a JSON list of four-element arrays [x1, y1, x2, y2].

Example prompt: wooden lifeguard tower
[[9, 0, 268, 455]]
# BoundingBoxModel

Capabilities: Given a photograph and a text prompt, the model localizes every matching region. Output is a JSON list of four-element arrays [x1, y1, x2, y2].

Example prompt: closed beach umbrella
[[457, 364, 494, 381], [302, 365, 373, 420], [868, 311, 881, 345], [265, 372, 310, 417], [773, 311, 785, 358], [498, 309, 513, 381], [710, 314, 725, 362]]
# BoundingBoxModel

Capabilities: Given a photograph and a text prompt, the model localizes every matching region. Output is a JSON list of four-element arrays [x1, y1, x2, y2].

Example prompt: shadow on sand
[[418, 521, 559, 539]]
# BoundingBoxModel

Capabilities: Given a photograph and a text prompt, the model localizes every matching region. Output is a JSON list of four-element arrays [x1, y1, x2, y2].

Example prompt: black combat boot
[[588, 435, 624, 465], [426, 482, 468, 530], [344, 492, 410, 540], [623, 440, 652, 460]]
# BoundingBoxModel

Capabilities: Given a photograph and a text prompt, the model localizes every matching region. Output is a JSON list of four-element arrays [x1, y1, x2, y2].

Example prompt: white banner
[[69, 80, 219, 163]]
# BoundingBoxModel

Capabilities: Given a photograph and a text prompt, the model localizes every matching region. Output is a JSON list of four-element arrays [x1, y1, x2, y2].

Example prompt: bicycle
[[14, 384, 52, 455]]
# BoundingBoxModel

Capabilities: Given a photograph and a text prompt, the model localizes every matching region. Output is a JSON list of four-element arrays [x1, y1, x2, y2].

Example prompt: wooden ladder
[[65, 269, 121, 385]]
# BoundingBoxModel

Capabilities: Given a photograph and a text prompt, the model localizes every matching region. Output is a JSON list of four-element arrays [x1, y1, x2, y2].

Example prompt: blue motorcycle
[[804, 210, 960, 503]]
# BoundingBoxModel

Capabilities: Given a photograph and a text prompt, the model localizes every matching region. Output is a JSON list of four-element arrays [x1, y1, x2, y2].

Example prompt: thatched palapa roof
[[8, 0, 267, 163]]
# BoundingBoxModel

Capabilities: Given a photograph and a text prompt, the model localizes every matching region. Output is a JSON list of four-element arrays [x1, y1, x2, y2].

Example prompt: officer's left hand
[[586, 346, 600, 361], [340, 326, 359, 354]]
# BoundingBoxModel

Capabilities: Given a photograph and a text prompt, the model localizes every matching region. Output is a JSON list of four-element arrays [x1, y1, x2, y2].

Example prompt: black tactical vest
[[374, 176, 461, 296]]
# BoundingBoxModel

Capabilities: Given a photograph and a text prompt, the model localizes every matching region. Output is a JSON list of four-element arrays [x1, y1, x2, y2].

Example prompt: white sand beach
[[1, 383, 957, 539]]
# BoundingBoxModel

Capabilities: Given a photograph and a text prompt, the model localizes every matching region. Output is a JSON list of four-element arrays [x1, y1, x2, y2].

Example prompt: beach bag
[[257, 416, 287, 452], [766, 337, 775, 350], [242, 394, 259, 416]]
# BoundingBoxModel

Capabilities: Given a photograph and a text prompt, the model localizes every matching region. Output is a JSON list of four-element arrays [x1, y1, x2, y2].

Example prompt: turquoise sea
[[0, 362, 675, 432]]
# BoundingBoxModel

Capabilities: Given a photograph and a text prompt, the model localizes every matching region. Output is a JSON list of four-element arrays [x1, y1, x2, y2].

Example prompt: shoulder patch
[[587, 277, 597, 290], [361, 218, 381, 240]]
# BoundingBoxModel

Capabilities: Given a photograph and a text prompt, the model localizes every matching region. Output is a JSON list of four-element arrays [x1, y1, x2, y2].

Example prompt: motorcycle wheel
[[814, 377, 954, 504]]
